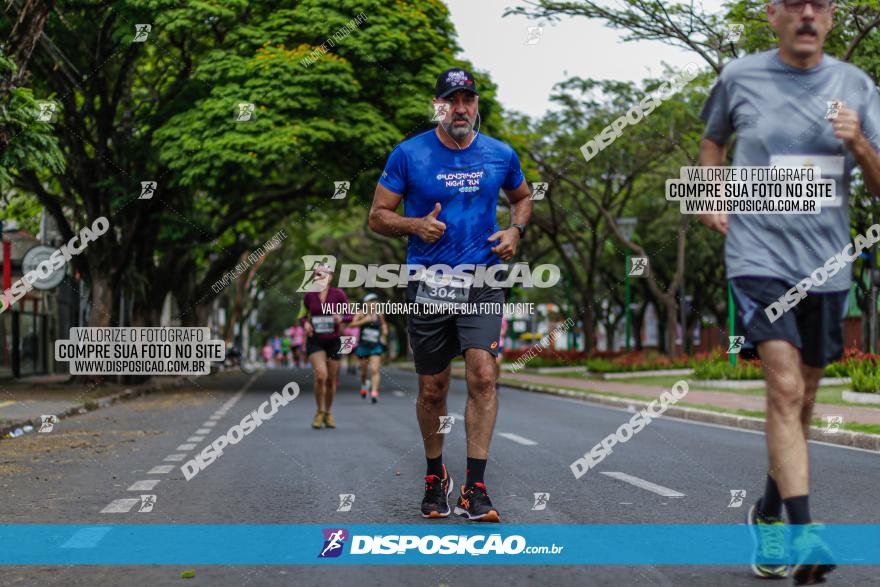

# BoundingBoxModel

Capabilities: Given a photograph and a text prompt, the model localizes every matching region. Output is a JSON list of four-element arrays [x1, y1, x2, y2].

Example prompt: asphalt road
[[0, 366, 877, 586]]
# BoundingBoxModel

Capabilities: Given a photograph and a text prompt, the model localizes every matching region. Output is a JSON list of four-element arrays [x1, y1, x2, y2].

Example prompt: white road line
[[497, 432, 538, 446], [100, 498, 140, 514], [203, 422, 217, 428], [176, 443, 196, 451], [61, 526, 111, 548], [128, 480, 160, 491], [392, 391, 406, 397], [448, 412, 464, 421], [163, 454, 187, 462], [148, 465, 174, 474], [195, 429, 211, 435], [208, 414, 221, 420], [601, 472, 686, 498], [186, 436, 204, 443]]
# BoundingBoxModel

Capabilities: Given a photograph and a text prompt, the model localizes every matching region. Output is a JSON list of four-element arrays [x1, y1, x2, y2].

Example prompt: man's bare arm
[[698, 137, 729, 235], [368, 183, 446, 243], [368, 184, 418, 237], [505, 179, 533, 227], [487, 180, 533, 261], [831, 101, 880, 197]]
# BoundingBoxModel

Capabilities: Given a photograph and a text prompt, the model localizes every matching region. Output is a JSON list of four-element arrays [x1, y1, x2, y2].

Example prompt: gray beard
[[444, 120, 473, 141]]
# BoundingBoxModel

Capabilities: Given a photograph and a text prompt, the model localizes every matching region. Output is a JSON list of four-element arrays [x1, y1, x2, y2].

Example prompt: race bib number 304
[[414, 270, 472, 308]]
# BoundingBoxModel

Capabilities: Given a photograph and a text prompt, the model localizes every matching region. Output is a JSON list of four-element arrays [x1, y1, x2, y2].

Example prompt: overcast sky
[[444, 0, 728, 118]]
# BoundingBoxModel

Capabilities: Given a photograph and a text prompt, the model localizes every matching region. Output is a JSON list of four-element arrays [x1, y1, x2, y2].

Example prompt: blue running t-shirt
[[378, 129, 525, 267]]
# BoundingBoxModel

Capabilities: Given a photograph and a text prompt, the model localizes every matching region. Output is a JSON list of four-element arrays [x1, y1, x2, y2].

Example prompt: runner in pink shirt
[[298, 264, 352, 430], [289, 325, 305, 368]]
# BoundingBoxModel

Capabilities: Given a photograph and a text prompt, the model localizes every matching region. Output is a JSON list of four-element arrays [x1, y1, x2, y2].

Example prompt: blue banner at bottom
[[0, 524, 877, 565]]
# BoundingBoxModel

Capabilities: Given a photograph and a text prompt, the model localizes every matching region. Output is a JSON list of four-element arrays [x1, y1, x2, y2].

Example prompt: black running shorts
[[730, 277, 848, 368], [406, 282, 504, 375], [306, 336, 342, 361]]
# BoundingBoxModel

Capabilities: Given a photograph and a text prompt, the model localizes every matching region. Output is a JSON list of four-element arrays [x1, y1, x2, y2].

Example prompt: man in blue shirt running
[[370, 67, 532, 522]]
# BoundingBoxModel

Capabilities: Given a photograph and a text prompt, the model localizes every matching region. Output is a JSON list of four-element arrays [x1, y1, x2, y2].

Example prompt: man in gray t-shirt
[[698, 1, 880, 583]]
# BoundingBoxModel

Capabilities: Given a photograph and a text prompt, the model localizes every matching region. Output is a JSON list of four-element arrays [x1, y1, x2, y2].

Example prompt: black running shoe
[[420, 465, 452, 518], [454, 482, 500, 522]]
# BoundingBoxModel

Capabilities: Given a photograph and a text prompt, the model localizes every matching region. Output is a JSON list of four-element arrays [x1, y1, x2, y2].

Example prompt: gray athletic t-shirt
[[701, 49, 880, 292]]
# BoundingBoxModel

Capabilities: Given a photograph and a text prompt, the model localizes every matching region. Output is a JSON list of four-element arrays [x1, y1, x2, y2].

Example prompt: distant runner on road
[[298, 264, 353, 430], [351, 293, 389, 403]]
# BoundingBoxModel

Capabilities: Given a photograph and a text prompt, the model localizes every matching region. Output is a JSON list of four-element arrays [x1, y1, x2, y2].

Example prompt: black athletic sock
[[426, 455, 443, 478], [465, 457, 487, 487], [784, 495, 812, 525], [761, 474, 783, 519]]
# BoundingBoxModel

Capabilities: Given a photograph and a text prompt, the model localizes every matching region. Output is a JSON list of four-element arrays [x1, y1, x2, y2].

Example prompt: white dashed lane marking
[[148, 465, 174, 474], [497, 432, 538, 446], [61, 526, 112, 548], [128, 480, 160, 491], [601, 472, 686, 498], [98, 376, 255, 515], [100, 499, 140, 514]]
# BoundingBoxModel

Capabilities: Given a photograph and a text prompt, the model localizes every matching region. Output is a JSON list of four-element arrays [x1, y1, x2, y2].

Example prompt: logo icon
[[446, 70, 468, 87], [38, 415, 58, 433], [133, 24, 151, 42], [339, 336, 356, 355], [297, 256, 337, 292], [728, 489, 746, 508], [432, 102, 450, 122], [727, 336, 745, 354], [823, 415, 843, 434], [725, 23, 744, 43], [530, 182, 548, 201], [36, 101, 56, 122], [825, 101, 842, 121], [318, 528, 348, 558], [139, 181, 157, 200], [138, 495, 156, 512], [525, 26, 544, 45], [628, 257, 649, 277], [531, 492, 549, 510], [337, 494, 355, 512], [332, 181, 350, 200], [235, 102, 256, 122], [437, 415, 455, 434]]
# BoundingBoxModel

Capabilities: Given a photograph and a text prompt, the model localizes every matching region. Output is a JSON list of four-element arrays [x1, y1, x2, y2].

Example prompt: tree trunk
[[604, 317, 615, 351], [665, 298, 678, 355], [580, 290, 595, 354], [633, 304, 645, 351], [88, 274, 115, 327]]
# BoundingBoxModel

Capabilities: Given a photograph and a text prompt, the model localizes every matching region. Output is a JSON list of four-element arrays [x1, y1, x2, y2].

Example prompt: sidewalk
[[0, 374, 189, 438], [501, 372, 880, 426]]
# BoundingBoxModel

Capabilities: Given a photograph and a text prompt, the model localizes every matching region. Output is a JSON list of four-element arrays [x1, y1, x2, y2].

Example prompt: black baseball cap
[[435, 68, 479, 99]]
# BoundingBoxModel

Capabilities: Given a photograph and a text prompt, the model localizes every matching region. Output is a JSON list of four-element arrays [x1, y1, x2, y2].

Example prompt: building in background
[[0, 215, 80, 379]]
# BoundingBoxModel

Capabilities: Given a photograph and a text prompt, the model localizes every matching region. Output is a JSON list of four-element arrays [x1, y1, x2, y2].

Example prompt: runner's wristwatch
[[510, 223, 526, 238]]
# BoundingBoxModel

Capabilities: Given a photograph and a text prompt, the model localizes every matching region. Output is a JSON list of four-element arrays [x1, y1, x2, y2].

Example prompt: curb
[[0, 375, 194, 440], [498, 380, 880, 452]]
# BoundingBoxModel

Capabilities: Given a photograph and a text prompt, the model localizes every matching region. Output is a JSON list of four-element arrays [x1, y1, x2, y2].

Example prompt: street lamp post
[[617, 217, 638, 352]]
